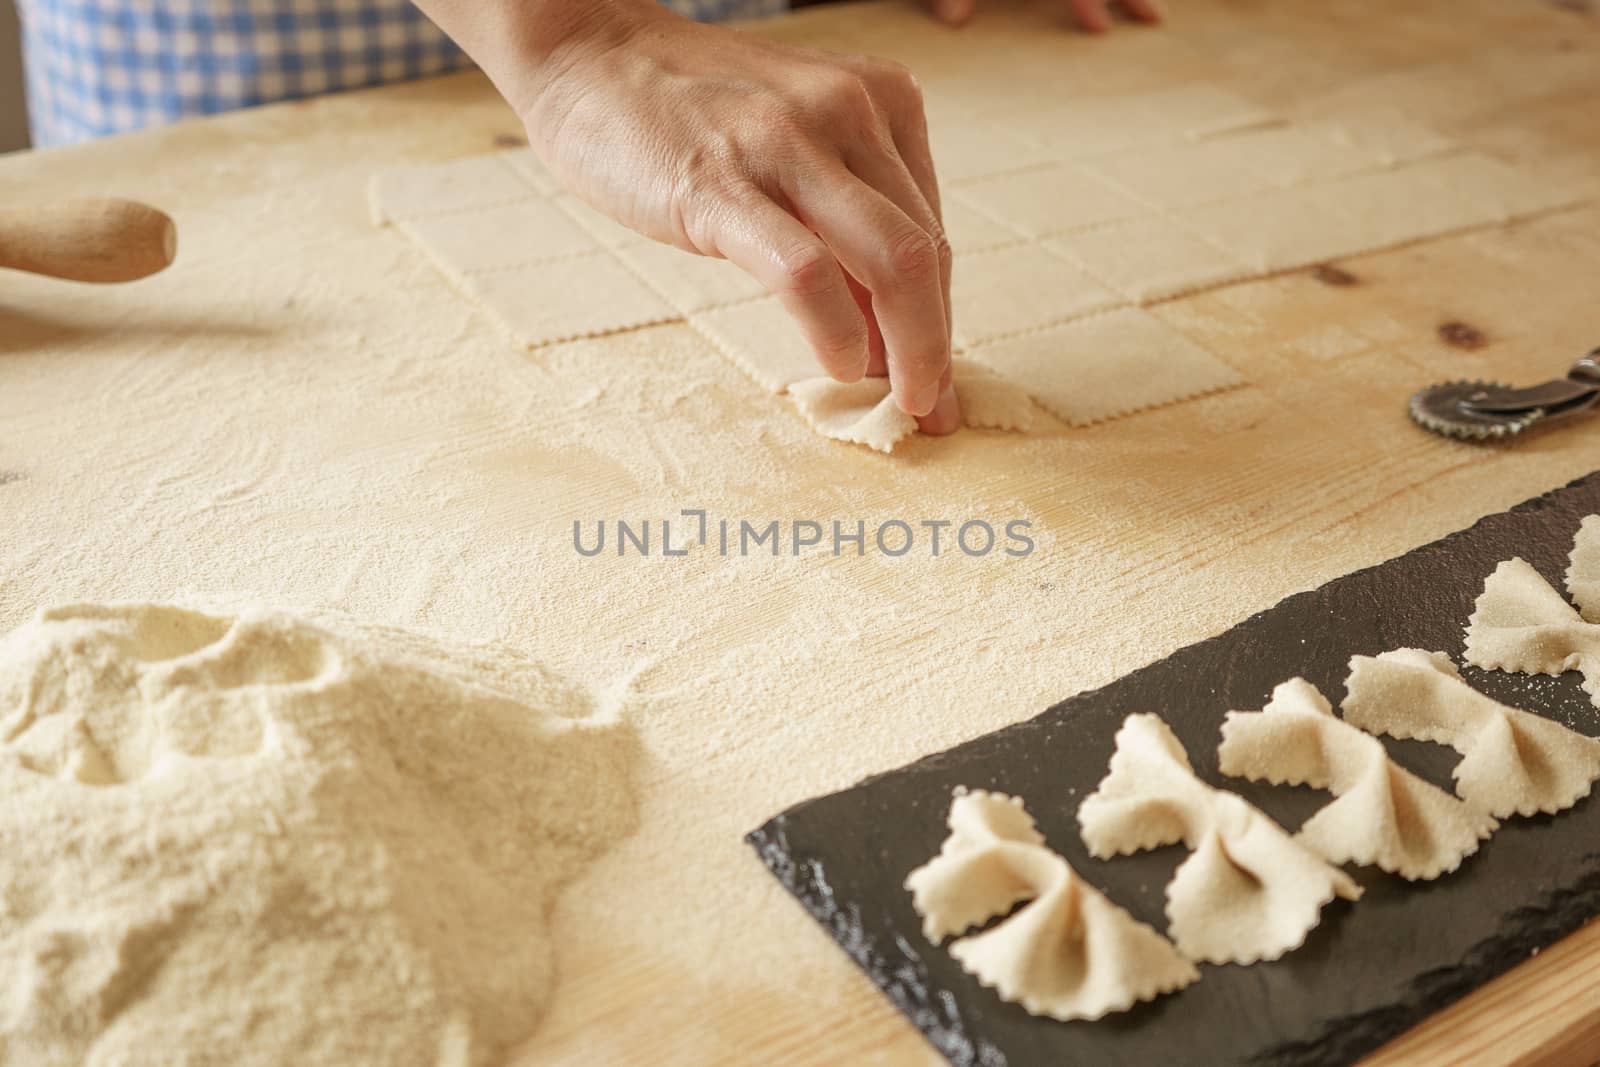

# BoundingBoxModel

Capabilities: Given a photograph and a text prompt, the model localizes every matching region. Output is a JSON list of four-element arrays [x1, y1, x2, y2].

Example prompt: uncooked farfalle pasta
[[905, 789, 1198, 1021], [1344, 647, 1600, 819], [1077, 714, 1361, 965], [1219, 678, 1497, 879], [908, 518, 1600, 1026]]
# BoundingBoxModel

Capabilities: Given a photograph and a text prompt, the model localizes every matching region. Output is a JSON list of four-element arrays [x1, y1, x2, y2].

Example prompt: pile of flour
[[0, 602, 637, 1066]]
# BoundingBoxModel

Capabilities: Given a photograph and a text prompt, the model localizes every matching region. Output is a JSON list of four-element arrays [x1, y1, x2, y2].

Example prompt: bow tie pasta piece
[[1218, 679, 1497, 880], [1078, 714, 1361, 965], [1343, 648, 1600, 818], [1463, 557, 1600, 699], [905, 789, 1198, 1021], [1567, 516, 1600, 620]]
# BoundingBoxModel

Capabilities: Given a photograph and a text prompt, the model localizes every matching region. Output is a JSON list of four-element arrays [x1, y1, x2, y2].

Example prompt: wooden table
[[2, 1, 1599, 1064]]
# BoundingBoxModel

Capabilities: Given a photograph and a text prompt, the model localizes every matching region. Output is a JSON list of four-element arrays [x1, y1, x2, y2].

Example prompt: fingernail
[[924, 383, 961, 435], [910, 380, 942, 417]]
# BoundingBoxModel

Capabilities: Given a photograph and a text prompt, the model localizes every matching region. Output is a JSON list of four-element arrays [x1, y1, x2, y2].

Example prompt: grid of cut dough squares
[[371, 88, 1594, 451]]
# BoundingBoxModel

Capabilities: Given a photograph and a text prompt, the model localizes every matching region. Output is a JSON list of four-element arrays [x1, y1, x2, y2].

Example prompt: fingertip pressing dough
[[1219, 678, 1497, 880], [0, 602, 638, 1067], [1078, 714, 1361, 965], [1343, 647, 1600, 819], [905, 789, 1199, 1021], [968, 308, 1244, 428], [787, 360, 1034, 453]]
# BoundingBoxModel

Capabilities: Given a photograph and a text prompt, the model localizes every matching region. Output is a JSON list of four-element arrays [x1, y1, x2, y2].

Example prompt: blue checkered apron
[[18, 0, 790, 147]]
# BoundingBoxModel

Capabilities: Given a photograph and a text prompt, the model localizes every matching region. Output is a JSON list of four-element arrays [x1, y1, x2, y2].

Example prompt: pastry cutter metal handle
[[1409, 350, 1600, 440]]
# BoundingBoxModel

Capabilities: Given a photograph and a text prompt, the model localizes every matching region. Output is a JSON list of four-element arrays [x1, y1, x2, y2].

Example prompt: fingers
[[917, 362, 960, 436], [845, 275, 889, 378], [878, 85, 952, 346], [712, 191, 871, 383], [1066, 0, 1112, 32], [925, 0, 977, 26], [1066, 0, 1163, 30], [786, 166, 951, 417], [846, 60, 960, 426]]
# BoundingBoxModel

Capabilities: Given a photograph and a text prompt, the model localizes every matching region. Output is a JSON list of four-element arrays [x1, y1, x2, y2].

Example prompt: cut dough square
[[369, 154, 535, 225], [1299, 164, 1498, 258], [1303, 111, 1457, 167], [614, 242, 766, 315], [1085, 139, 1280, 211], [1407, 151, 1591, 222], [398, 199, 601, 277], [1131, 86, 1281, 141], [998, 95, 1172, 159], [1176, 187, 1357, 274], [951, 164, 1148, 239], [1216, 125, 1385, 186], [498, 147, 562, 196], [942, 198, 1024, 255], [951, 244, 1125, 348], [458, 252, 677, 349], [929, 119, 1056, 185], [553, 196, 647, 249], [1091, 126, 1381, 212], [689, 296, 819, 394], [969, 308, 1242, 426], [1048, 219, 1252, 303]]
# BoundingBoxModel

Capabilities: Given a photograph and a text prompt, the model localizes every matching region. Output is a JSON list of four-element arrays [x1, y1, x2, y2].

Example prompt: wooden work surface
[[3, 1, 1600, 1064]]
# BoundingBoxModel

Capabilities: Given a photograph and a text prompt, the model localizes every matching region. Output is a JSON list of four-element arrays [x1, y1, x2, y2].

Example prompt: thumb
[[928, 0, 977, 26]]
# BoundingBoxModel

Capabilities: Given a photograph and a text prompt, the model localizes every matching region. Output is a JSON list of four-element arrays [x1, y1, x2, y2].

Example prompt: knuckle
[[875, 59, 923, 102], [928, 224, 953, 269], [822, 72, 876, 121], [887, 228, 941, 283], [777, 243, 839, 299], [817, 322, 868, 362]]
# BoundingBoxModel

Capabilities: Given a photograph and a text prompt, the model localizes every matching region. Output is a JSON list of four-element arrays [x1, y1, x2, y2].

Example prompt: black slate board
[[747, 471, 1600, 1067]]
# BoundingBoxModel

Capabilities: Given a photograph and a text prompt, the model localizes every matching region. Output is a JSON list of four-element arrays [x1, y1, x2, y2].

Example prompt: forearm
[[410, 0, 661, 117]]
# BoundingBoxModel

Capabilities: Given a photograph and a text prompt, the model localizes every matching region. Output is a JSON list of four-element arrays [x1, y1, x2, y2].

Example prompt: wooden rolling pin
[[0, 198, 177, 283]]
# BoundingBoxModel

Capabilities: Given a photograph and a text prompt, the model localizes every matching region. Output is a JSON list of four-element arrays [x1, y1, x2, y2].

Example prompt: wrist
[[487, 0, 663, 122]]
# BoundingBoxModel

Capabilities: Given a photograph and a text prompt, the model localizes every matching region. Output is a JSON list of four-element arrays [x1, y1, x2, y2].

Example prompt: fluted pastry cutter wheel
[[1410, 350, 1600, 440]]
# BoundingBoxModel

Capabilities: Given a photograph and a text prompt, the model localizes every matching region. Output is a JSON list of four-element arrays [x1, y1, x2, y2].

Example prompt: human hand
[[501, 4, 959, 432], [924, 0, 1163, 32]]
